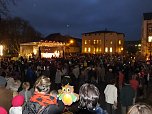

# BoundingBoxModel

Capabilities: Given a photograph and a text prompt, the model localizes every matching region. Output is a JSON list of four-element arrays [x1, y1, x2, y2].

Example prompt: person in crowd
[[25, 65, 36, 86], [101, 65, 106, 82], [9, 95, 24, 114], [72, 65, 80, 82], [22, 75, 64, 114], [120, 80, 135, 114], [105, 68, 115, 84], [19, 82, 32, 104], [95, 63, 102, 84], [55, 67, 63, 89], [118, 70, 124, 90], [5, 75, 14, 90], [129, 74, 139, 104], [0, 76, 13, 112], [62, 63, 69, 75], [127, 103, 152, 114], [77, 83, 107, 114], [0, 106, 8, 114], [79, 67, 86, 87], [104, 79, 117, 114], [9, 79, 21, 97]]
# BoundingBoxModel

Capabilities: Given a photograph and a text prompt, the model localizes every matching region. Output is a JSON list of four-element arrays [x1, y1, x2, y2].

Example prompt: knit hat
[[12, 95, 24, 107], [0, 107, 7, 114], [0, 76, 7, 87]]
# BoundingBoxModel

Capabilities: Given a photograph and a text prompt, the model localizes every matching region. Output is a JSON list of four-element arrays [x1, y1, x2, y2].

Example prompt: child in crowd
[[50, 90, 58, 99], [10, 79, 21, 97], [0, 106, 8, 114], [77, 83, 107, 114], [9, 95, 24, 114], [19, 82, 32, 104]]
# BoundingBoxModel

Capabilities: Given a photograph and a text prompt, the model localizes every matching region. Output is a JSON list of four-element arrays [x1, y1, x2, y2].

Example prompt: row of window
[[84, 40, 122, 45], [84, 47, 123, 53]]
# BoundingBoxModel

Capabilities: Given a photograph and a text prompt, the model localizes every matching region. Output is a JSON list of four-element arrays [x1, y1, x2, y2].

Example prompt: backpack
[[23, 100, 65, 114], [22, 102, 49, 114]]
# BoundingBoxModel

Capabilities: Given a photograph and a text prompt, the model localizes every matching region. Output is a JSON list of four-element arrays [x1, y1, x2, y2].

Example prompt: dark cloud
[[9, 0, 152, 40]]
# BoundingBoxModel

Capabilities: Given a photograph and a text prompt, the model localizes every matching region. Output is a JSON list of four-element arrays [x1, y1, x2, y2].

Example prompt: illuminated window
[[97, 40, 99, 44], [119, 40, 121, 45], [96, 48, 99, 52], [94, 48, 96, 52], [88, 47, 91, 52], [105, 47, 108, 52], [110, 41, 112, 44], [85, 40, 87, 44], [94, 40, 96, 44], [89, 40, 91, 44], [148, 36, 152, 42], [84, 47, 87, 52], [100, 40, 102, 44], [121, 47, 123, 51], [110, 47, 112, 52], [99, 48, 101, 52]]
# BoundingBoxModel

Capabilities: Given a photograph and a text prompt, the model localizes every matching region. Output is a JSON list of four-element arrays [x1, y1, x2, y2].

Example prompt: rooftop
[[143, 13, 152, 20], [82, 30, 124, 36]]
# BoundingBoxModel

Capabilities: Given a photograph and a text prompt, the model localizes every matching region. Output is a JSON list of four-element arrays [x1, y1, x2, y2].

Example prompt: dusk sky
[[9, 0, 152, 40]]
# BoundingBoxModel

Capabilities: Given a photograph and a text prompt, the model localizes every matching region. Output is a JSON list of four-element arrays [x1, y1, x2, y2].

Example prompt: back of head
[[79, 83, 100, 110], [22, 82, 30, 90], [127, 103, 152, 114], [34, 75, 51, 94]]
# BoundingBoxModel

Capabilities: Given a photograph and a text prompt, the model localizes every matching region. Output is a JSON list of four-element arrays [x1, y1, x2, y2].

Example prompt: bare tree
[[0, 0, 15, 16], [0, 17, 42, 55]]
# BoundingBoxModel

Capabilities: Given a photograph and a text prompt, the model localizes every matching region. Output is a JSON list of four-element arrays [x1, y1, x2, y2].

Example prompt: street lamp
[[148, 36, 152, 61]]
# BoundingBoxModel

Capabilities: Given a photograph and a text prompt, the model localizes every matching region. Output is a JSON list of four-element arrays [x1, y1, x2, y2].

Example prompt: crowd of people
[[0, 54, 152, 114]]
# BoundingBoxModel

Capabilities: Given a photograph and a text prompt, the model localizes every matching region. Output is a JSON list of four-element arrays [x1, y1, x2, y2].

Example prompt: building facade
[[82, 30, 124, 54], [141, 13, 152, 60]]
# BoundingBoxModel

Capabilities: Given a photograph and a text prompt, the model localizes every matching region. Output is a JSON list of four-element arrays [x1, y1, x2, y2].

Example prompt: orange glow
[[70, 40, 74, 44]]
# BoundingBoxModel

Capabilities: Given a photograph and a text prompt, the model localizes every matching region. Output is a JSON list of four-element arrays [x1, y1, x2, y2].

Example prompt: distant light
[[33, 48, 37, 55], [148, 36, 152, 42], [0, 45, 3, 56], [110, 47, 112, 52], [88, 47, 91, 52], [85, 40, 87, 44], [84, 47, 87, 52], [105, 47, 108, 52], [70, 40, 74, 44], [138, 44, 141, 47], [96, 48, 99, 52], [119, 40, 121, 45]]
